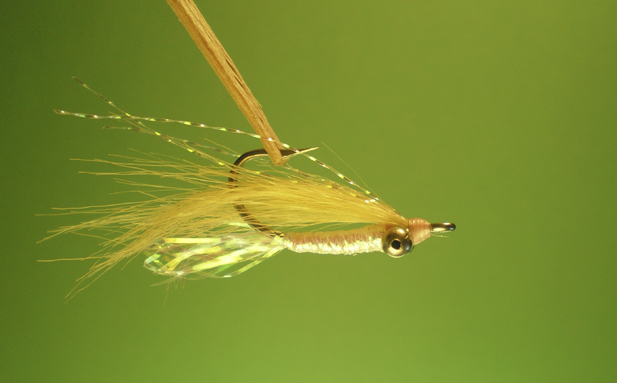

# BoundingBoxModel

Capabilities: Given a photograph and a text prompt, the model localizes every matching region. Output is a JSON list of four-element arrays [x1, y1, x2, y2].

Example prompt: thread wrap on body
[[282, 224, 386, 255]]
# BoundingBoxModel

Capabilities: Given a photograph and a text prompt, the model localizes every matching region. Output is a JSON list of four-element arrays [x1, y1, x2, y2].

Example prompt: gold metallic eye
[[382, 227, 413, 257]]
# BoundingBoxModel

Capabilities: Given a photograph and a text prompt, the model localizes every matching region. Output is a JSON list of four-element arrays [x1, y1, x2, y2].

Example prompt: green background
[[2, 1, 616, 382]]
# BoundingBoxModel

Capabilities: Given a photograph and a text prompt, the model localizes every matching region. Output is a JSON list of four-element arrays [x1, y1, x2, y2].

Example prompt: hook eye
[[431, 222, 456, 233], [382, 227, 413, 257]]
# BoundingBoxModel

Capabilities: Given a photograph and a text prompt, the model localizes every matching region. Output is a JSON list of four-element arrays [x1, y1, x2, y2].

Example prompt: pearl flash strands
[[42, 79, 455, 299]]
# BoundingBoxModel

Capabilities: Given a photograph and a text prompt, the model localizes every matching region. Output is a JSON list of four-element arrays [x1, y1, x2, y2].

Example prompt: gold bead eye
[[382, 227, 413, 257]]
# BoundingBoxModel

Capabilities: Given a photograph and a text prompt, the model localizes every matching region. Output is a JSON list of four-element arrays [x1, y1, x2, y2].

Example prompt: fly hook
[[228, 148, 317, 239]]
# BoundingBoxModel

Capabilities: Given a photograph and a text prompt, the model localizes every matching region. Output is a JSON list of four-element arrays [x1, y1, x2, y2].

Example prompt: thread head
[[408, 218, 432, 245]]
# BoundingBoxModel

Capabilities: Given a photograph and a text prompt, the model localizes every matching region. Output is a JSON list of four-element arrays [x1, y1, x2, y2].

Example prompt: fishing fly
[[44, 78, 455, 297]]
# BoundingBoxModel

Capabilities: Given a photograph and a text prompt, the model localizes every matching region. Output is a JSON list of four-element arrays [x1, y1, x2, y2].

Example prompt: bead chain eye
[[382, 227, 413, 257]]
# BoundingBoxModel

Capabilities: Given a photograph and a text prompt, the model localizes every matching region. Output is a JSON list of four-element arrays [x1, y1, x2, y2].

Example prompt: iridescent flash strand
[[55, 78, 380, 203]]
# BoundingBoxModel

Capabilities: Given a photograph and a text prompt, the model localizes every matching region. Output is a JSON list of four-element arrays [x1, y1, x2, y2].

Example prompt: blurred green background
[[1, 1, 615, 382]]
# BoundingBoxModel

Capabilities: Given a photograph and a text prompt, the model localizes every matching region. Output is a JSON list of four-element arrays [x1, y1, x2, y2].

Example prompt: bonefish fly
[[44, 78, 455, 297]]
